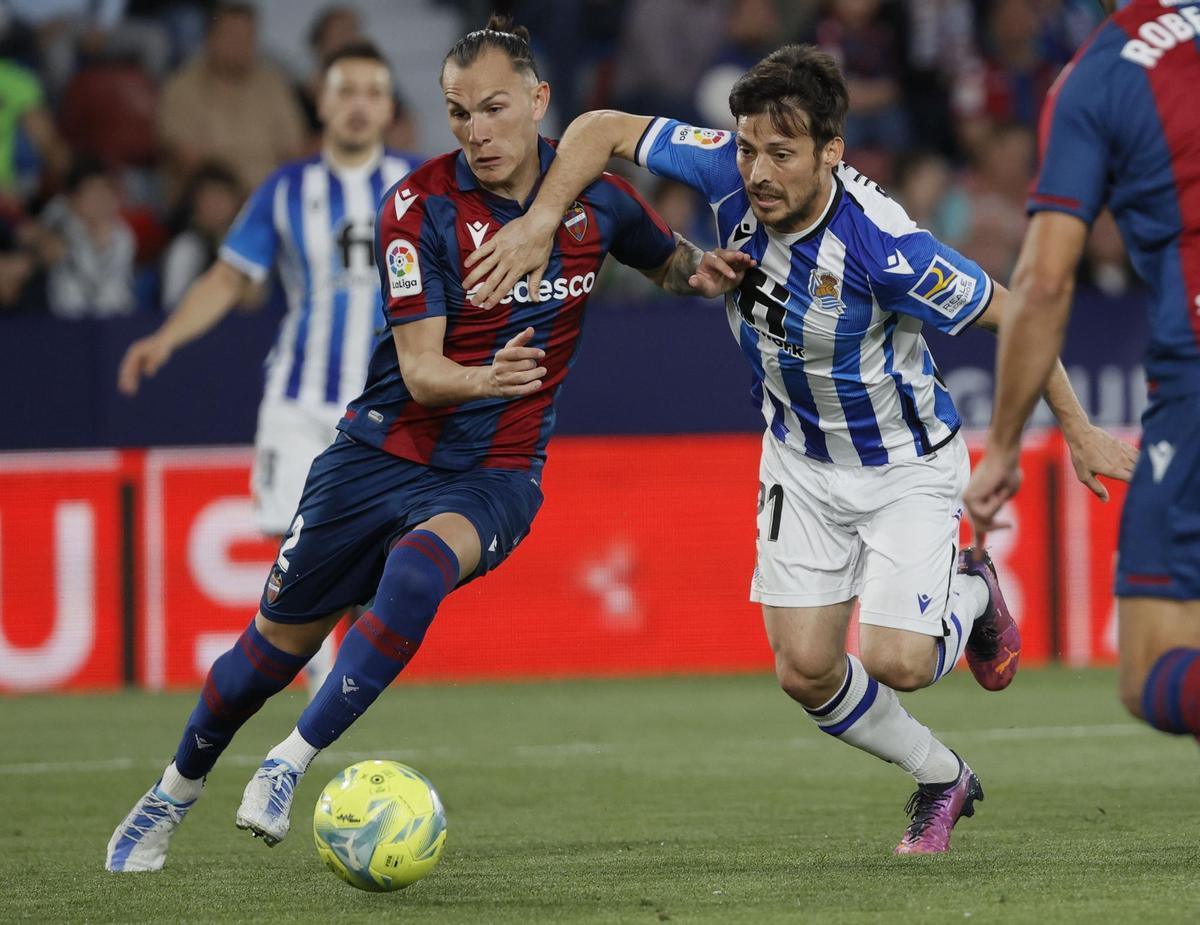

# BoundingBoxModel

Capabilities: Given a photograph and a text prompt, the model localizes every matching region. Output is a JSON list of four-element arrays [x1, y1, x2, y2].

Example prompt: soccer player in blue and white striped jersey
[[118, 40, 418, 693], [465, 44, 1134, 854]]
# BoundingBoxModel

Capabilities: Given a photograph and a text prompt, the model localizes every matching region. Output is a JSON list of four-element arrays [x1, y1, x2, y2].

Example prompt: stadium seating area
[[0, 0, 1136, 322]]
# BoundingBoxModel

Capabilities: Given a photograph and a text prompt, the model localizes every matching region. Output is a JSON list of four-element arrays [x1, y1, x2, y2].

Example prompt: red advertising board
[[0, 451, 128, 692], [1, 431, 1105, 692]]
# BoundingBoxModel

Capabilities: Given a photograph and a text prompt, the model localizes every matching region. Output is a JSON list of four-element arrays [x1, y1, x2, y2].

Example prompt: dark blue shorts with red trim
[[1116, 392, 1200, 600], [259, 432, 544, 623]]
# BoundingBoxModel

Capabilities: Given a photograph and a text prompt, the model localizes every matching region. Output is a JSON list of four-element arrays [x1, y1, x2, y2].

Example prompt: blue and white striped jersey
[[220, 148, 418, 409], [636, 118, 994, 466]]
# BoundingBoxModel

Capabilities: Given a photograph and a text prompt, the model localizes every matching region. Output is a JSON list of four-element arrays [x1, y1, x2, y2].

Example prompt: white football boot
[[235, 758, 302, 846], [105, 782, 198, 872]]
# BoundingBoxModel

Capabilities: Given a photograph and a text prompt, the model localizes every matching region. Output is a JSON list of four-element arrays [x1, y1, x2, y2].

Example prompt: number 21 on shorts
[[758, 482, 783, 542]]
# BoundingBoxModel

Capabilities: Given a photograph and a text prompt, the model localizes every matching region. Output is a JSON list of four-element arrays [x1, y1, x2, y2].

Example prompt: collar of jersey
[[764, 172, 843, 245], [455, 136, 556, 199], [323, 144, 384, 178]]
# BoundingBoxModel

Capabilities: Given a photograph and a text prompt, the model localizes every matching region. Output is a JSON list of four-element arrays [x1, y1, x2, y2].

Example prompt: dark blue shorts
[[259, 433, 544, 623], [1116, 392, 1200, 600]]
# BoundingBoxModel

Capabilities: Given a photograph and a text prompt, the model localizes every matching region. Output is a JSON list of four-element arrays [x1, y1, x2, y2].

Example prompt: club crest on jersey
[[909, 255, 975, 318], [385, 238, 422, 297], [807, 269, 845, 315], [672, 126, 731, 149], [266, 566, 283, 604], [562, 201, 587, 242]]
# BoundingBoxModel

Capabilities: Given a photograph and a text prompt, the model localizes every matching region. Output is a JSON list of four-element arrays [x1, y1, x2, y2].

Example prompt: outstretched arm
[[640, 236, 757, 298], [117, 260, 251, 395], [964, 211, 1136, 534], [463, 111, 654, 308]]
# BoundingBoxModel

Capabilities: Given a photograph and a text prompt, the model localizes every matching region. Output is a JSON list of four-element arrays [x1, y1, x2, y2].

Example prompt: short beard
[[769, 180, 824, 234]]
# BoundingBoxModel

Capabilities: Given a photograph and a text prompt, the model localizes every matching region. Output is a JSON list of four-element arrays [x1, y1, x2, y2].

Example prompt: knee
[[381, 555, 449, 609], [860, 651, 934, 692], [775, 650, 845, 709], [254, 612, 328, 657]]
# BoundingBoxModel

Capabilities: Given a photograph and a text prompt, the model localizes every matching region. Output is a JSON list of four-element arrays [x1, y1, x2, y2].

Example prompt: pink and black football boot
[[894, 755, 984, 855], [959, 548, 1021, 691]]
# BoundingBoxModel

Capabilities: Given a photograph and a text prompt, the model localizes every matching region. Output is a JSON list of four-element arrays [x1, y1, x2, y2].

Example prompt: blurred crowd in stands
[[0, 0, 1136, 321]]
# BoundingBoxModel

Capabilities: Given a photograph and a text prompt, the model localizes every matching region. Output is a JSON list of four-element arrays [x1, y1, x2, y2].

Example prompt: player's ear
[[822, 136, 844, 169], [531, 80, 550, 122]]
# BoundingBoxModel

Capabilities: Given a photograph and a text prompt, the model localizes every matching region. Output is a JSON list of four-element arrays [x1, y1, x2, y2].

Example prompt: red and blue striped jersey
[[1030, 0, 1200, 398], [339, 137, 676, 473]]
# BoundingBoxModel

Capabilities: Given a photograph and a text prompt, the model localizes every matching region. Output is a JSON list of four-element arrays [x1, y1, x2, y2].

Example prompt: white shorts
[[751, 431, 969, 636], [251, 398, 342, 536]]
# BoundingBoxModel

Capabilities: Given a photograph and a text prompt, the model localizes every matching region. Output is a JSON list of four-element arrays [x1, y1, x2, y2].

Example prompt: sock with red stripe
[[172, 622, 311, 779], [1140, 647, 1200, 738], [294, 530, 458, 751]]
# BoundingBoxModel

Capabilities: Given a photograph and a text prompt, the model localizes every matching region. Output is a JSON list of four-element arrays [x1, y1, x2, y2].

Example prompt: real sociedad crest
[[563, 201, 587, 242], [807, 269, 845, 315]]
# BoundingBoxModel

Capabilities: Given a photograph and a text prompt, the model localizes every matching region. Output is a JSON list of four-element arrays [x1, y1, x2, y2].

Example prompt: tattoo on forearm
[[662, 239, 703, 296]]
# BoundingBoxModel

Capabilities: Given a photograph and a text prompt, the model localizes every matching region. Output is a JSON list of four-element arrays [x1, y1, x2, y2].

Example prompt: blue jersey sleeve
[[218, 174, 279, 282], [870, 231, 993, 335], [376, 185, 449, 327], [634, 117, 743, 204], [1027, 39, 1113, 224], [598, 174, 677, 270]]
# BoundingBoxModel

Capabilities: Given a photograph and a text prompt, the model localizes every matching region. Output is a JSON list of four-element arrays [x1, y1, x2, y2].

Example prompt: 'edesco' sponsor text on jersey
[[636, 118, 992, 467], [1030, 0, 1200, 398], [220, 149, 419, 409], [339, 138, 676, 473]]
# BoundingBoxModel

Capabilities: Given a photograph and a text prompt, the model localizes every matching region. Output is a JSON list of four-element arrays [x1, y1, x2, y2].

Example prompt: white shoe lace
[[262, 763, 297, 818], [124, 794, 187, 840]]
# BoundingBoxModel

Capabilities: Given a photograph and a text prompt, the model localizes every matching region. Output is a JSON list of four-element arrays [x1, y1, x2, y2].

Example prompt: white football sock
[[932, 573, 991, 683], [157, 761, 204, 804], [267, 727, 319, 773], [806, 654, 961, 784]]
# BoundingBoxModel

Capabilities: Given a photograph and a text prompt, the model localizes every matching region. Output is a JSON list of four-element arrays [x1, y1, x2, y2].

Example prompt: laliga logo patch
[[807, 269, 845, 315], [562, 201, 587, 242], [386, 238, 422, 297], [672, 125, 731, 149], [909, 255, 975, 318]]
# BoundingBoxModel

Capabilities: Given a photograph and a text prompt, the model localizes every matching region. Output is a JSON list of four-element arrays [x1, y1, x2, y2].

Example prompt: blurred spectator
[[813, 0, 910, 156], [959, 122, 1034, 281], [0, 57, 72, 198], [901, 0, 979, 160], [40, 159, 136, 319], [695, 0, 783, 129], [158, 1, 305, 200], [954, 0, 1060, 157], [6, 0, 170, 99], [161, 162, 243, 312], [651, 178, 716, 250], [893, 150, 969, 246], [0, 200, 47, 315], [611, 0, 728, 125]]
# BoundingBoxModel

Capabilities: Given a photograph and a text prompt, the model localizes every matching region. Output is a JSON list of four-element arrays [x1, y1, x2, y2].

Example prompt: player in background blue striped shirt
[[465, 44, 1135, 854], [967, 1, 1200, 749], [118, 41, 419, 692]]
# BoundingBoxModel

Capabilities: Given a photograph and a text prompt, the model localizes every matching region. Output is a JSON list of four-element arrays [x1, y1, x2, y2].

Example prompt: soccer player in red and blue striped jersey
[[106, 16, 750, 872], [968, 1, 1200, 742]]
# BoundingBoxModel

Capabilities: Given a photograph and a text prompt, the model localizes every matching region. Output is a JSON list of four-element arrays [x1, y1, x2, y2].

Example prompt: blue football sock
[[1141, 648, 1200, 736], [173, 622, 310, 779], [296, 530, 459, 749]]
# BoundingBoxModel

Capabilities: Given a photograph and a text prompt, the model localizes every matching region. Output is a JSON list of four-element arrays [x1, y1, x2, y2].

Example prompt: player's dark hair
[[65, 157, 112, 194], [322, 39, 391, 76], [729, 44, 848, 153], [440, 13, 540, 83]]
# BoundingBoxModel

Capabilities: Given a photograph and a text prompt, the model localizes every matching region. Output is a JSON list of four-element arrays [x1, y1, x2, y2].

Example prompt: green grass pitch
[[2, 668, 1199, 923]]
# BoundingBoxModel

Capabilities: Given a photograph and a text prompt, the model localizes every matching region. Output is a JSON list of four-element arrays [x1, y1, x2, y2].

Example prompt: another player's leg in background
[[1118, 598, 1200, 740], [105, 608, 340, 872], [234, 512, 479, 846]]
